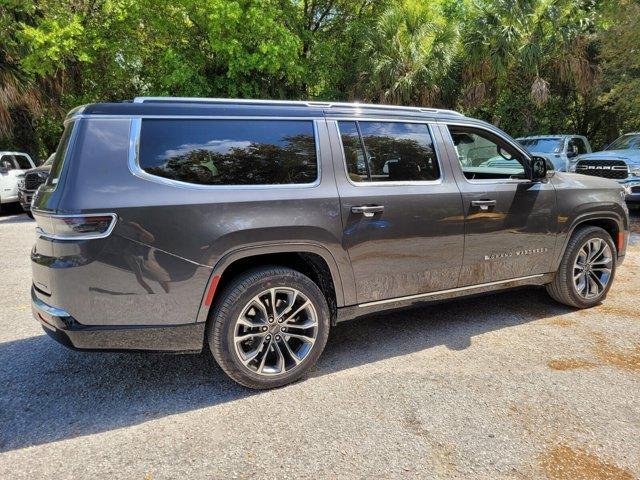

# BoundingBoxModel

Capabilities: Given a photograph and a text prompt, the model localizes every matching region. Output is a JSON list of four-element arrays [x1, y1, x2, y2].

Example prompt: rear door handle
[[351, 205, 384, 218], [471, 200, 497, 211]]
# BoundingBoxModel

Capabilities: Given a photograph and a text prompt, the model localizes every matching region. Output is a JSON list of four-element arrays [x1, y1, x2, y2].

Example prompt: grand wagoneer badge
[[484, 247, 548, 261]]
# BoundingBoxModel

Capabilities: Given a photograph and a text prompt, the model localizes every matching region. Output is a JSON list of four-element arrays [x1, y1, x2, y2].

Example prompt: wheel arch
[[196, 243, 346, 326], [555, 212, 626, 270]]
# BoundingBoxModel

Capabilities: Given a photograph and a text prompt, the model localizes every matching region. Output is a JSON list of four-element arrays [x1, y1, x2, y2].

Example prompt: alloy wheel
[[573, 238, 613, 299], [233, 287, 318, 376]]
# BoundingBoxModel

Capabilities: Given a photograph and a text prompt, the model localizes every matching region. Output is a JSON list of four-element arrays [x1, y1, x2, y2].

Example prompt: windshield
[[518, 138, 562, 154], [606, 134, 640, 150]]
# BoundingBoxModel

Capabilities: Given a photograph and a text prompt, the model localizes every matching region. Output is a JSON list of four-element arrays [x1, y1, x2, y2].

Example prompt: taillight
[[33, 212, 117, 240]]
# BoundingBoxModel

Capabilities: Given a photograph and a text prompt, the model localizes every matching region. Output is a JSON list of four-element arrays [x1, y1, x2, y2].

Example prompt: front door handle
[[351, 205, 385, 218], [471, 199, 497, 211]]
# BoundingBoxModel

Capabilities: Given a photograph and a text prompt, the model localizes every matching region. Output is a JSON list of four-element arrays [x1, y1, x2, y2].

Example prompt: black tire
[[208, 266, 330, 389], [546, 226, 616, 308], [26, 210, 33, 219]]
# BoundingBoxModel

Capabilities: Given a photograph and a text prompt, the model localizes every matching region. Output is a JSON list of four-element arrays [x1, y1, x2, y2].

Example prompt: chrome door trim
[[357, 274, 545, 308]]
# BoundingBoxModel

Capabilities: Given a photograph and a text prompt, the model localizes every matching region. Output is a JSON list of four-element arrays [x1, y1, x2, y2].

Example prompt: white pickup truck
[[0, 151, 36, 212]]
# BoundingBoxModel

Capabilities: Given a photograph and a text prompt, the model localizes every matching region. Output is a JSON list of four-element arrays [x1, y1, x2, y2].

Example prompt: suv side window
[[447, 125, 526, 180], [338, 121, 369, 182], [0, 156, 17, 171], [568, 137, 588, 154], [138, 119, 318, 186], [13, 155, 32, 169], [338, 121, 439, 182]]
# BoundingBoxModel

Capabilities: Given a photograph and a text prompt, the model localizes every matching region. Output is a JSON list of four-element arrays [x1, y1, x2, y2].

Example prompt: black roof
[[71, 97, 466, 121]]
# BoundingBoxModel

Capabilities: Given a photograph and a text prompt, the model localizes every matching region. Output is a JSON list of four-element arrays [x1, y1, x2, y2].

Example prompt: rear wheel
[[546, 226, 616, 308], [208, 266, 330, 389]]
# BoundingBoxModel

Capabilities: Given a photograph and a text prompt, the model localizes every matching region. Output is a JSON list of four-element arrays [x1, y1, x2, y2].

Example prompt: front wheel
[[208, 266, 330, 389], [546, 226, 616, 308]]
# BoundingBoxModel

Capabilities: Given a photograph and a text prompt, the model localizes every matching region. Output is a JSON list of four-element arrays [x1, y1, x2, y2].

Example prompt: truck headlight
[[631, 166, 640, 177]]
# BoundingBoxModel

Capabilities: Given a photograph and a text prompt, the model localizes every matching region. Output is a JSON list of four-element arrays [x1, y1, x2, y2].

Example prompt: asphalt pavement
[[1, 204, 638, 479]]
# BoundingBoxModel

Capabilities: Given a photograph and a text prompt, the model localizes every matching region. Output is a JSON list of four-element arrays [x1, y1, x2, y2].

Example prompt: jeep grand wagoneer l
[[30, 98, 629, 389]]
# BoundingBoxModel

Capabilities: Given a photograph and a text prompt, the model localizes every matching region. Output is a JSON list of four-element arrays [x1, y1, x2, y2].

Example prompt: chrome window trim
[[358, 274, 545, 308], [329, 116, 441, 124], [333, 119, 444, 187], [127, 117, 323, 190], [32, 211, 118, 241], [441, 121, 535, 185]]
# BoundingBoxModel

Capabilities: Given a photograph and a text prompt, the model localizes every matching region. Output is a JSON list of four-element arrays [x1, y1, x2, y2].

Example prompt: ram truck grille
[[575, 160, 629, 180], [24, 172, 48, 190]]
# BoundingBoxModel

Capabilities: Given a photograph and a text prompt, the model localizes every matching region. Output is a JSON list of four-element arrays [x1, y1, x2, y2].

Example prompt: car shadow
[[0, 287, 573, 452], [0, 204, 32, 224]]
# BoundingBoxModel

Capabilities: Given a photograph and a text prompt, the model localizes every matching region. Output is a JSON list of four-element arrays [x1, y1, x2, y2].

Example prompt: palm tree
[[0, 7, 41, 138], [354, 0, 462, 106], [461, 0, 599, 110]]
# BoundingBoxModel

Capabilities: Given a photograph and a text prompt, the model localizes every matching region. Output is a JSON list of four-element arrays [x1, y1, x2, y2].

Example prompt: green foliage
[[354, 0, 466, 105], [0, 0, 638, 155], [599, 0, 640, 135]]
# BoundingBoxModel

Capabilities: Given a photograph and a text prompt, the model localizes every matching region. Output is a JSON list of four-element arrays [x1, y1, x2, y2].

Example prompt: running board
[[336, 273, 552, 324]]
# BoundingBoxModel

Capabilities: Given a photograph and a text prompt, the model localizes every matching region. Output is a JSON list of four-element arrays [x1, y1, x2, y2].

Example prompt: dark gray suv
[[30, 98, 630, 389]]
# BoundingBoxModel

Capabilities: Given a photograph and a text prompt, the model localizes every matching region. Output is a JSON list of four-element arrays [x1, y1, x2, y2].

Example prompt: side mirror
[[566, 150, 578, 158], [529, 156, 548, 181]]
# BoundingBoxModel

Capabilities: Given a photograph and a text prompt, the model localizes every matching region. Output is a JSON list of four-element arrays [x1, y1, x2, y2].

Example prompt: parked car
[[517, 135, 592, 172], [18, 153, 54, 218], [30, 98, 629, 389], [570, 132, 640, 205], [0, 151, 36, 213]]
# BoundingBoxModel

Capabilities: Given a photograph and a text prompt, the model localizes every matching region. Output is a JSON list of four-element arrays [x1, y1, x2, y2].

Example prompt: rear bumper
[[31, 286, 205, 353]]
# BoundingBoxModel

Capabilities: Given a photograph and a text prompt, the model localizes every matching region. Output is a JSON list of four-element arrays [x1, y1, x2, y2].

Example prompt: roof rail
[[132, 97, 464, 116]]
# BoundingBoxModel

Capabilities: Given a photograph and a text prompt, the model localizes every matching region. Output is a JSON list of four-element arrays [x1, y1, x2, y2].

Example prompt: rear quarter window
[[138, 119, 318, 186], [46, 121, 75, 187]]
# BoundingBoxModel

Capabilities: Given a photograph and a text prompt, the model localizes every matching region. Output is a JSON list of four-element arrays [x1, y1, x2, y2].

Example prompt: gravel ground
[[0, 205, 639, 479]]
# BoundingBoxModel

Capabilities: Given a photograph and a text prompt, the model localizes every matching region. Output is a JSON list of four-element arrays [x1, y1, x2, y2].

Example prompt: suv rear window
[[138, 120, 318, 186]]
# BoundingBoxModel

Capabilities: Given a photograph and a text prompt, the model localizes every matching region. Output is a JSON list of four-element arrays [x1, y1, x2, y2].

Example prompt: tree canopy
[[0, 0, 637, 158]]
